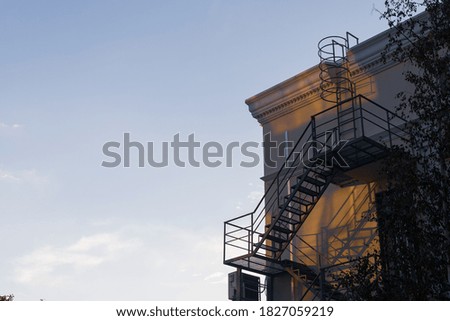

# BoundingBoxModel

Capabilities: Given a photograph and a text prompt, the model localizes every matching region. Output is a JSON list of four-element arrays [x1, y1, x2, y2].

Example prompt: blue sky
[[0, 0, 390, 300]]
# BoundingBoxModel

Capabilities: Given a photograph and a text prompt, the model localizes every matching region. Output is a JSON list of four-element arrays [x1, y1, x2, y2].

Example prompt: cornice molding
[[252, 84, 324, 124], [350, 54, 399, 80]]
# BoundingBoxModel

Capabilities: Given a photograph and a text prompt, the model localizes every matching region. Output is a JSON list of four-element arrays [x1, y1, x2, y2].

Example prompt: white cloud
[[14, 233, 140, 286], [204, 271, 223, 281], [0, 169, 48, 186], [204, 272, 227, 285], [247, 190, 263, 201], [0, 122, 23, 130], [67, 233, 134, 253], [0, 170, 20, 181], [11, 223, 232, 300], [121, 223, 230, 297], [0, 169, 50, 201]]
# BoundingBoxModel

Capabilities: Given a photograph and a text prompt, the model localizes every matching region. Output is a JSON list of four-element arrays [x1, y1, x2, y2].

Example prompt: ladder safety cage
[[318, 32, 359, 104]]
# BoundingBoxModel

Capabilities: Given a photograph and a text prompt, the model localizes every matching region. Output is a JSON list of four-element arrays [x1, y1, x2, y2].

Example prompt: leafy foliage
[[335, 0, 450, 300], [380, 0, 450, 299]]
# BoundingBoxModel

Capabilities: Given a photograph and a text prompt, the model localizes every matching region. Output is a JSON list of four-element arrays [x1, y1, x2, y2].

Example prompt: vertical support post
[[351, 96, 357, 139], [359, 96, 365, 137], [248, 229, 251, 255], [332, 40, 340, 103], [266, 276, 274, 301], [250, 212, 254, 254], [336, 103, 342, 141], [277, 175, 280, 207], [311, 116, 317, 159], [223, 222, 226, 263], [236, 268, 242, 301], [332, 40, 336, 63]]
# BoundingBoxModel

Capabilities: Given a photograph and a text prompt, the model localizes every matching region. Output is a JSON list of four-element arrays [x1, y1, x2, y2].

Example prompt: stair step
[[282, 205, 304, 216], [266, 234, 288, 244], [256, 242, 280, 253], [302, 175, 326, 186], [285, 195, 312, 206], [309, 167, 333, 178], [267, 224, 294, 234], [276, 215, 299, 225], [291, 183, 320, 197], [298, 186, 319, 197]]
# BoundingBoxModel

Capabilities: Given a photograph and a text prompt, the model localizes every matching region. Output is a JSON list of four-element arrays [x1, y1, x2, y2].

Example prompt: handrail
[[361, 95, 408, 122], [313, 95, 357, 117], [251, 122, 313, 236], [224, 211, 252, 224], [311, 94, 408, 125]]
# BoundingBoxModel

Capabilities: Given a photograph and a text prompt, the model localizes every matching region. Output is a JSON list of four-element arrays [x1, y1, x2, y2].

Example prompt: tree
[[0, 294, 14, 301], [335, 0, 450, 300], [380, 0, 450, 299]]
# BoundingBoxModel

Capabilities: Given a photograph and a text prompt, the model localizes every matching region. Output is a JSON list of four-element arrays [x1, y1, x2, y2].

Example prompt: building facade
[[224, 23, 419, 300]]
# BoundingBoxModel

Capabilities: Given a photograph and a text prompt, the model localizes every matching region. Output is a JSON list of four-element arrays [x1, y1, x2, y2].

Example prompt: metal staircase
[[224, 95, 409, 282], [224, 33, 409, 300], [260, 162, 335, 261]]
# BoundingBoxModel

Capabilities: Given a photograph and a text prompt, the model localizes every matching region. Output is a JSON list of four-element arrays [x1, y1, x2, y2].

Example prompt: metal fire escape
[[224, 33, 409, 300]]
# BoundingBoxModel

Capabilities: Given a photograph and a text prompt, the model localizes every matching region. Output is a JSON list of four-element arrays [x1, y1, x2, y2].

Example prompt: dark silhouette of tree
[[380, 0, 450, 300], [335, 0, 450, 300], [0, 294, 14, 301]]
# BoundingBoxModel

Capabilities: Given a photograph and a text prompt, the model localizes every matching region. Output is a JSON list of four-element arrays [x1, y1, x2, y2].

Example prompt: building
[[223, 15, 434, 301]]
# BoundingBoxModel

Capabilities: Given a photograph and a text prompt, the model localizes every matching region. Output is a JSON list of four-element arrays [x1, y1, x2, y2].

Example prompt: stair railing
[[224, 95, 409, 268]]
